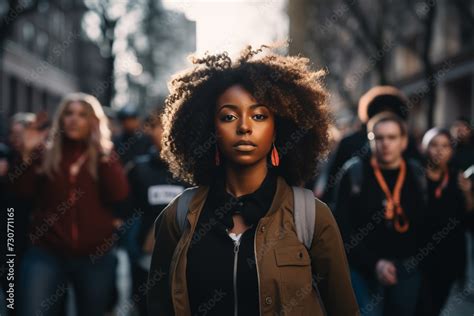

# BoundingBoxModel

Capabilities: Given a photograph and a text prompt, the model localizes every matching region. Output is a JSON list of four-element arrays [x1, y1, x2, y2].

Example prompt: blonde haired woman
[[12, 93, 129, 316]]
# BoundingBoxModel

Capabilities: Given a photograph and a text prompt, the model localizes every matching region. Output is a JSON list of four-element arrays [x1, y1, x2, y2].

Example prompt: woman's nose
[[237, 117, 251, 135]]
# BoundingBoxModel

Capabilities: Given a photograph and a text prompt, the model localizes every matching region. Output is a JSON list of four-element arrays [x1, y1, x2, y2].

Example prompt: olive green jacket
[[147, 176, 359, 316]]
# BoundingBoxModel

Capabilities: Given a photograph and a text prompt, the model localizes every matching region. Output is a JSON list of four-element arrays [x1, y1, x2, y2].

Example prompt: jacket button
[[260, 226, 266, 233], [265, 296, 273, 305], [298, 251, 304, 259]]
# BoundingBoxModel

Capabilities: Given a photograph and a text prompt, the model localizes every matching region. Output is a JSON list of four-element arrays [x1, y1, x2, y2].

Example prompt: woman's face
[[215, 85, 275, 167], [62, 101, 91, 141], [427, 134, 453, 167]]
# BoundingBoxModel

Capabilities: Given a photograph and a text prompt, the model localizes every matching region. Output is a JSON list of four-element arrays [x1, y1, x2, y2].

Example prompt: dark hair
[[144, 106, 164, 129], [358, 86, 408, 123], [367, 112, 408, 138], [160, 45, 331, 186]]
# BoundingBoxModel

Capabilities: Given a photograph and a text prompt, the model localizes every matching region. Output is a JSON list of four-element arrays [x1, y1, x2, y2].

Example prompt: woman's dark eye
[[253, 114, 267, 121], [221, 114, 236, 122]]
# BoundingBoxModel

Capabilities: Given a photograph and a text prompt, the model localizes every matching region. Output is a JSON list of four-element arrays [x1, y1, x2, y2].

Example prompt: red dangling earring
[[215, 145, 220, 166], [271, 142, 280, 167]]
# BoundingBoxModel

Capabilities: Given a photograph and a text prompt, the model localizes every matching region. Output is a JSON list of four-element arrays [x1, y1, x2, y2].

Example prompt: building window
[[36, 32, 49, 59], [21, 22, 35, 52]]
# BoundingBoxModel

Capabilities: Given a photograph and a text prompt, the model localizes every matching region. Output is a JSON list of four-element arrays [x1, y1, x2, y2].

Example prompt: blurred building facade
[[288, 0, 474, 132], [0, 0, 108, 119], [390, 0, 474, 132]]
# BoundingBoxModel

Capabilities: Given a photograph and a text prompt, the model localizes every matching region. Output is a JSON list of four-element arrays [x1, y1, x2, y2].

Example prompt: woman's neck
[[377, 157, 402, 170], [426, 162, 447, 180], [224, 160, 268, 198], [62, 137, 88, 153]]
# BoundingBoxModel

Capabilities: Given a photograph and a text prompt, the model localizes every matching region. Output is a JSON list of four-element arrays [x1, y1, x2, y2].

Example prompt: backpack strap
[[175, 185, 317, 250], [176, 187, 199, 233], [292, 186, 316, 249]]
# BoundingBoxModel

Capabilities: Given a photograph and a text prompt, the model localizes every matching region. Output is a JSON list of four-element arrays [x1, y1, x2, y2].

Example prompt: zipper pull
[[233, 239, 240, 254]]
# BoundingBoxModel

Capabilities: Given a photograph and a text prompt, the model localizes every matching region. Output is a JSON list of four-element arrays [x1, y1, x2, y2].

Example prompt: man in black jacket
[[322, 86, 421, 208], [113, 105, 153, 168], [334, 113, 427, 316]]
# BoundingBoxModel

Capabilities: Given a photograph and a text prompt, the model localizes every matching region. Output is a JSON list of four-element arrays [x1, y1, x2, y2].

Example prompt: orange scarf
[[434, 169, 449, 199], [371, 157, 409, 233]]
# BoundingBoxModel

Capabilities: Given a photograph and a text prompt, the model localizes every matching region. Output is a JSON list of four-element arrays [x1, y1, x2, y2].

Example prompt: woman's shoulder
[[315, 198, 334, 221], [157, 186, 210, 222], [314, 197, 340, 237]]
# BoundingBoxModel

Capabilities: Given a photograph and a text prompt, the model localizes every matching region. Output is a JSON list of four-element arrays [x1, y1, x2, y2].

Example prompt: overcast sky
[[163, 0, 289, 57]]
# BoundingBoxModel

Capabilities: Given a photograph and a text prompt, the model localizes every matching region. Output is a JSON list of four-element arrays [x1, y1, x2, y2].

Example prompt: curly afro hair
[[161, 45, 331, 186]]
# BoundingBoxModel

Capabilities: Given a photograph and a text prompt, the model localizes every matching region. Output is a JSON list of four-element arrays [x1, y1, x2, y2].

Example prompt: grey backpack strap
[[176, 187, 199, 233], [292, 187, 316, 249]]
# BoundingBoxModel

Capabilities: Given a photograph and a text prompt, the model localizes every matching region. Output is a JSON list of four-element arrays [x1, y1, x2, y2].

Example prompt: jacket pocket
[[275, 245, 311, 266], [274, 245, 314, 311]]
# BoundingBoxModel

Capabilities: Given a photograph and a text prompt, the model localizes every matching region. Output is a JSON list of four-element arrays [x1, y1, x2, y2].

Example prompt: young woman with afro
[[147, 45, 359, 316]]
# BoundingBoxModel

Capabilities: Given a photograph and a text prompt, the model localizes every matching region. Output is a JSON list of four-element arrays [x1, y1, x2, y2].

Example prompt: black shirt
[[424, 168, 469, 276], [186, 169, 277, 316], [127, 147, 187, 254], [334, 158, 427, 278]]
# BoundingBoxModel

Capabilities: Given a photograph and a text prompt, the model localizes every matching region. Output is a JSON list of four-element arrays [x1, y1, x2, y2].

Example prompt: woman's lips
[[233, 144, 257, 152], [233, 143, 257, 152]]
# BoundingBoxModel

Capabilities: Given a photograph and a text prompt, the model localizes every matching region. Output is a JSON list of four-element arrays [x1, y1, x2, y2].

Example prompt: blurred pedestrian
[[450, 117, 474, 173], [0, 112, 49, 316], [113, 104, 153, 168], [323, 86, 421, 208], [147, 46, 358, 316], [417, 128, 473, 315], [334, 113, 428, 316], [126, 108, 188, 315], [12, 93, 129, 316], [8, 112, 37, 159]]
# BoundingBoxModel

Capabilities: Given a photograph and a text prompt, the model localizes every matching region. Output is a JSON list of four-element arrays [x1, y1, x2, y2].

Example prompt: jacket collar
[[211, 169, 277, 228], [187, 175, 293, 220]]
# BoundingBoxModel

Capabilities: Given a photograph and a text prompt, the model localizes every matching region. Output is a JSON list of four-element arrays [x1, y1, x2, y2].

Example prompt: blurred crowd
[[0, 86, 473, 316]]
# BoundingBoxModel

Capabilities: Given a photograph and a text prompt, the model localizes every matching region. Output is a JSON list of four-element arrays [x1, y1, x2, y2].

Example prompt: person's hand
[[376, 259, 398, 286], [459, 172, 474, 212], [112, 218, 124, 229], [458, 172, 472, 193]]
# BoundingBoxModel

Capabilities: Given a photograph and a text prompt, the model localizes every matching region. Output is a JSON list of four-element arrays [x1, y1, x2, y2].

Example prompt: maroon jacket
[[11, 140, 129, 257]]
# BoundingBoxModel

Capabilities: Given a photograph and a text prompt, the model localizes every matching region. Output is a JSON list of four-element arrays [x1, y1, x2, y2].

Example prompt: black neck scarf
[[209, 168, 278, 231]]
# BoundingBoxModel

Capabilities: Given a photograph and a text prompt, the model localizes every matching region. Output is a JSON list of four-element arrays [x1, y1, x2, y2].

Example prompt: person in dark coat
[[334, 113, 428, 316], [450, 117, 474, 173], [126, 110, 188, 315], [322, 86, 421, 208], [418, 128, 473, 315], [113, 105, 153, 168]]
